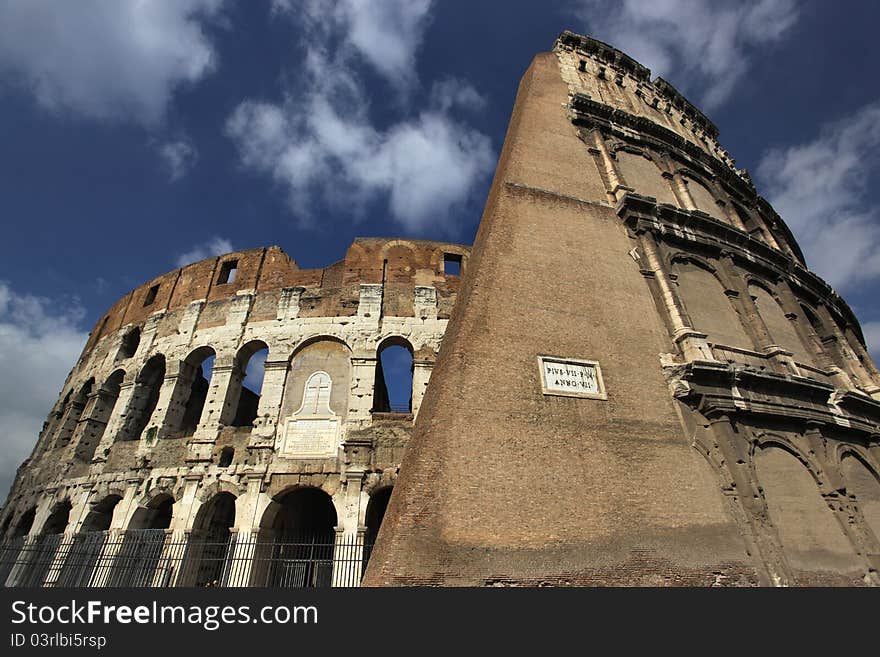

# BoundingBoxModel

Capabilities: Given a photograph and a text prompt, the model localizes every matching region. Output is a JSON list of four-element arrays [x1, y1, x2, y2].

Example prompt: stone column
[[718, 255, 797, 375], [639, 232, 714, 362], [411, 360, 434, 419], [588, 129, 624, 200], [187, 357, 241, 463], [249, 359, 289, 456], [152, 360, 197, 442], [707, 414, 791, 586], [91, 377, 138, 471], [348, 354, 378, 425], [225, 477, 270, 587]]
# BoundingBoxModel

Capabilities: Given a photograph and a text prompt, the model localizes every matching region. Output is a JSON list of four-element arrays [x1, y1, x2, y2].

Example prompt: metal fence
[[0, 530, 372, 588]]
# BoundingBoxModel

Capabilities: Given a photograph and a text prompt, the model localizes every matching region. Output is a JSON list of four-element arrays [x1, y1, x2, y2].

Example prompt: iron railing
[[0, 530, 372, 588]]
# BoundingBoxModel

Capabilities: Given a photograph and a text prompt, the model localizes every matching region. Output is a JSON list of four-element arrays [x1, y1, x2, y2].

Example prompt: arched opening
[[231, 341, 268, 427], [109, 495, 174, 588], [259, 488, 337, 588], [673, 259, 752, 350], [365, 487, 392, 546], [11, 507, 36, 539], [53, 379, 94, 449], [373, 338, 413, 413], [171, 347, 215, 438], [117, 327, 140, 360], [841, 453, 880, 544], [16, 500, 72, 587], [183, 492, 236, 587], [683, 176, 720, 217], [121, 355, 165, 442], [749, 283, 815, 366], [363, 487, 393, 573], [0, 508, 36, 586], [57, 495, 122, 587], [40, 500, 72, 536], [218, 447, 234, 468], [614, 151, 677, 205], [75, 369, 125, 463], [755, 444, 860, 584]]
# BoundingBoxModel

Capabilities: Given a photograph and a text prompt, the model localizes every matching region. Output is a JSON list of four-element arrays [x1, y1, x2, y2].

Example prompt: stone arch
[[365, 486, 393, 546], [671, 256, 752, 349], [109, 492, 175, 587], [127, 492, 174, 531], [279, 337, 352, 422], [119, 354, 166, 442], [196, 479, 243, 504], [53, 378, 95, 449], [168, 346, 216, 438], [373, 336, 414, 413], [256, 486, 339, 587], [117, 326, 141, 360], [229, 339, 269, 427], [747, 281, 815, 365], [752, 439, 861, 584], [38, 498, 73, 536], [680, 171, 721, 217], [10, 506, 37, 538], [839, 450, 880, 545], [183, 491, 237, 587], [75, 369, 125, 463], [56, 494, 122, 587], [613, 148, 677, 205]]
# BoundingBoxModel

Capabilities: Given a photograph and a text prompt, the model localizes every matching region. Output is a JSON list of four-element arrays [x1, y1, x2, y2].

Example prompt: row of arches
[[752, 440, 880, 582], [669, 253, 868, 381], [3, 486, 393, 588], [612, 147, 784, 250], [45, 334, 417, 461]]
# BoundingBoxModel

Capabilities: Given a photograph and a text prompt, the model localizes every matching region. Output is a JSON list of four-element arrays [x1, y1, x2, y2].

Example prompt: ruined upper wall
[[81, 238, 470, 357], [554, 31, 807, 266]]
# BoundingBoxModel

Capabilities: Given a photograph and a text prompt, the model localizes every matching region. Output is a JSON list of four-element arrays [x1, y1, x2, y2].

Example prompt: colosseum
[[3, 31, 880, 587]]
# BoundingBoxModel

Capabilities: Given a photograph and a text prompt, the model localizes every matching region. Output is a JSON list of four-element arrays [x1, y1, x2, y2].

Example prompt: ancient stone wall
[[0, 238, 468, 569], [364, 32, 880, 587]]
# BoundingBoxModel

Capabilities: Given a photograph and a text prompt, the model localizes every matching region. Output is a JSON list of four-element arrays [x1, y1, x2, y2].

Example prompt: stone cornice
[[570, 93, 754, 202], [616, 193, 867, 345], [675, 361, 880, 437]]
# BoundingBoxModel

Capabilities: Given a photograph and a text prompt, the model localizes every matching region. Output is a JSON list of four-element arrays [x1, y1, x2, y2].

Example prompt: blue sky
[[1, 0, 879, 496]]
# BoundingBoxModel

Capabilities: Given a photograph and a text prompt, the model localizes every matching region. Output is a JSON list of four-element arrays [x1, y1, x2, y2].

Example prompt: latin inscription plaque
[[538, 356, 606, 400], [281, 417, 340, 458]]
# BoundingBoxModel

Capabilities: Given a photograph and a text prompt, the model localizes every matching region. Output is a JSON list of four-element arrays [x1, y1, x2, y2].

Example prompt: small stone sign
[[281, 417, 340, 458], [538, 355, 607, 400]]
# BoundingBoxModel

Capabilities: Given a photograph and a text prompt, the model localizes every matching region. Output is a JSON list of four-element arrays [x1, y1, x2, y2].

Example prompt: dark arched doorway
[[17, 500, 72, 587], [57, 495, 121, 587], [182, 493, 236, 587], [108, 495, 174, 587], [260, 488, 337, 588]]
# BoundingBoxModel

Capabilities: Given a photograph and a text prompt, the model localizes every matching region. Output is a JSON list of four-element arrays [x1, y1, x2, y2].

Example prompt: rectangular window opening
[[218, 259, 238, 284], [443, 253, 462, 276], [143, 284, 159, 307]]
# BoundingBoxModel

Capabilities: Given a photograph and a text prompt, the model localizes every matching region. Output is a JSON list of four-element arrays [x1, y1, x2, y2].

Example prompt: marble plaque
[[538, 356, 607, 400], [281, 416, 340, 458]]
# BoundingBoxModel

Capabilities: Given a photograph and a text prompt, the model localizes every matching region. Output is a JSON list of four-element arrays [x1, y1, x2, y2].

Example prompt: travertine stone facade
[[0, 238, 468, 584], [365, 32, 880, 586]]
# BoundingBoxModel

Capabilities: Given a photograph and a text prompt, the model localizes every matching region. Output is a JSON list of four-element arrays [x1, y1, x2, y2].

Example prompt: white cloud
[[757, 102, 880, 291], [272, 0, 433, 88], [0, 283, 88, 500], [176, 236, 234, 268], [227, 4, 494, 232], [158, 139, 199, 182], [864, 322, 880, 361], [576, 0, 801, 109], [430, 78, 487, 113], [0, 0, 226, 124]]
